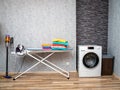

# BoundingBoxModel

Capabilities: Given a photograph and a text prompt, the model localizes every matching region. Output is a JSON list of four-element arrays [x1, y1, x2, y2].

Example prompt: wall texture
[[76, 0, 108, 53], [0, 0, 76, 72], [108, 0, 120, 77]]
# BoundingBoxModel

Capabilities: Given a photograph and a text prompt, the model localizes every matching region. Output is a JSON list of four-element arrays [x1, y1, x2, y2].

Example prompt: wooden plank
[[0, 72, 120, 90]]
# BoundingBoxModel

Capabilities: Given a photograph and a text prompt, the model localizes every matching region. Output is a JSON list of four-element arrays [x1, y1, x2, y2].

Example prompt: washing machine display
[[83, 52, 99, 68], [78, 45, 102, 77]]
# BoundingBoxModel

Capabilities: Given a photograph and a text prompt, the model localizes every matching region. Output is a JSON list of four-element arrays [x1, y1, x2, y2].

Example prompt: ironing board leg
[[13, 51, 70, 80], [34, 54, 70, 78], [13, 52, 54, 80], [13, 61, 40, 80]]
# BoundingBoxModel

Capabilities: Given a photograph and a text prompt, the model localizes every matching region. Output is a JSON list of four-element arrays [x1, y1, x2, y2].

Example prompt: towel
[[42, 43, 51, 46], [51, 48, 67, 50], [41, 43, 51, 50], [51, 44, 67, 47], [53, 41, 68, 46], [52, 38, 67, 43]]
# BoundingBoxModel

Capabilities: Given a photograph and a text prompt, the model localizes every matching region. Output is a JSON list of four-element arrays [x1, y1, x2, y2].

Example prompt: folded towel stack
[[51, 38, 69, 50], [42, 43, 51, 50]]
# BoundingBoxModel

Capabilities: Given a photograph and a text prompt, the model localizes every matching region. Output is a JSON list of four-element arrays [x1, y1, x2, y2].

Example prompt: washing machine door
[[83, 52, 99, 68]]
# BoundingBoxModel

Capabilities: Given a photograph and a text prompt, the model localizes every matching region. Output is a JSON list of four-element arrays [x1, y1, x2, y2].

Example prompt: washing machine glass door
[[83, 52, 99, 68]]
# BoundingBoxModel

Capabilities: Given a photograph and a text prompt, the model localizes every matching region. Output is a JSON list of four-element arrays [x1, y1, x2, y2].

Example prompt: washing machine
[[78, 45, 102, 77]]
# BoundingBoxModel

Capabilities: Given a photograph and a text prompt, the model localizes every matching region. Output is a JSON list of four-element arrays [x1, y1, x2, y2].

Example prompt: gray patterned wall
[[76, 0, 108, 53], [108, 0, 120, 77], [0, 0, 76, 72]]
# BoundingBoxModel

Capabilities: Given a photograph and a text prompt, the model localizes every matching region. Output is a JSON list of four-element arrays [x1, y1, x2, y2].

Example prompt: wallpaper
[[77, 0, 108, 53], [108, 0, 120, 76], [0, 0, 76, 72]]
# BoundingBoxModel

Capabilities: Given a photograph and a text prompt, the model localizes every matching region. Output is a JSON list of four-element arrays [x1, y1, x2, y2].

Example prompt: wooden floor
[[0, 72, 120, 90]]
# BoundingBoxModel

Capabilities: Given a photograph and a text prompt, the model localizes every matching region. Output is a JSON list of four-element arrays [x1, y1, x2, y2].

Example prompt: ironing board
[[13, 48, 72, 80]]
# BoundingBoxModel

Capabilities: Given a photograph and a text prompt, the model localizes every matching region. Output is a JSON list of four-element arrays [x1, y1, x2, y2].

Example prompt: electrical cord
[[14, 55, 26, 76], [14, 44, 26, 75]]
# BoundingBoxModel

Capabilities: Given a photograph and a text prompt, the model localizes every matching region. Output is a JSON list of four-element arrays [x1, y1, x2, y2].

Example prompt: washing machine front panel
[[78, 45, 102, 77]]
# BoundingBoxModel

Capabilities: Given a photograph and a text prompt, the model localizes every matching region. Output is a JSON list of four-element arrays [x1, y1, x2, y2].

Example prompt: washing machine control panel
[[88, 47, 94, 49]]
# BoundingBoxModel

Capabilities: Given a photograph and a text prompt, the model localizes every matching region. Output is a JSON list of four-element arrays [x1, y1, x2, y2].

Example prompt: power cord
[[14, 55, 26, 76]]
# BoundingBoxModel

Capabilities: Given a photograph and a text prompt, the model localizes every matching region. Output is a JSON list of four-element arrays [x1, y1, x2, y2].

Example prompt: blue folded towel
[[51, 47, 67, 50], [53, 41, 68, 46]]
